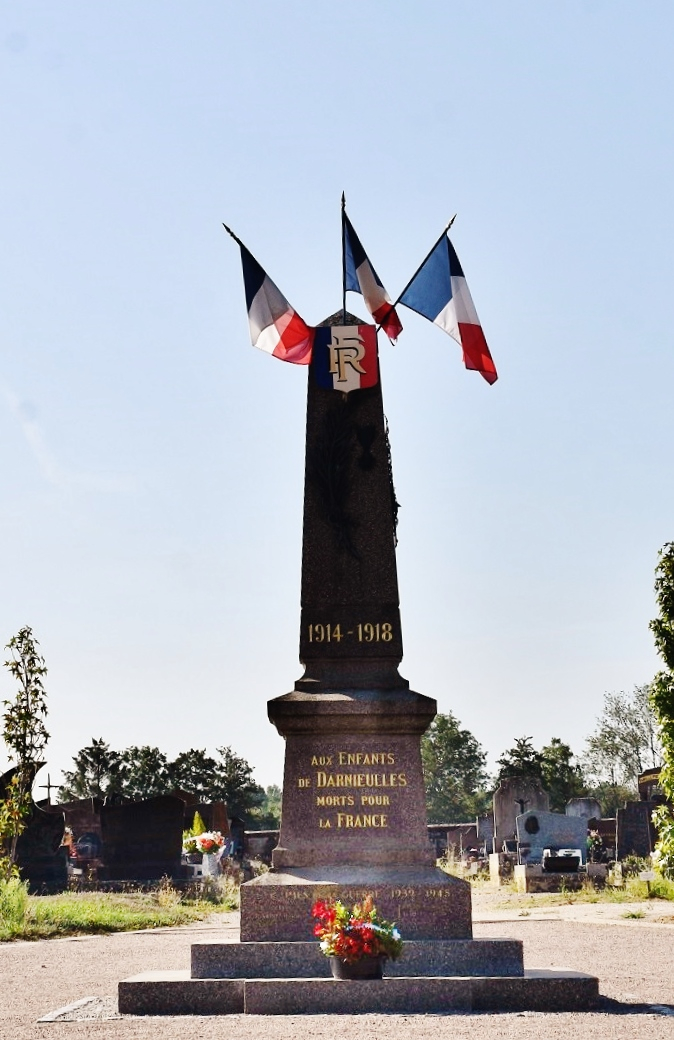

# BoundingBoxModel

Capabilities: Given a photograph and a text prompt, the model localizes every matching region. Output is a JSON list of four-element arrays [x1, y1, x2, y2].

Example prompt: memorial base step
[[119, 968, 599, 1015], [191, 938, 524, 979]]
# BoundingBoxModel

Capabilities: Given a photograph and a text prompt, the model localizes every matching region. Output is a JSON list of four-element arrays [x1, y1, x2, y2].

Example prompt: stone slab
[[471, 970, 599, 1012], [118, 971, 243, 1015], [191, 939, 524, 979], [240, 867, 471, 941], [118, 970, 599, 1015], [244, 976, 473, 1014], [514, 865, 584, 894]]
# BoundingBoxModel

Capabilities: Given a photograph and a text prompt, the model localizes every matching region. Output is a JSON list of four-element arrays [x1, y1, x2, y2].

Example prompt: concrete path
[[2, 909, 674, 1040]]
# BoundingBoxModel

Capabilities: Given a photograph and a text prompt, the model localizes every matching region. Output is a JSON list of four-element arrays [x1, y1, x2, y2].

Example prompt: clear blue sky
[[1, 2, 673, 791]]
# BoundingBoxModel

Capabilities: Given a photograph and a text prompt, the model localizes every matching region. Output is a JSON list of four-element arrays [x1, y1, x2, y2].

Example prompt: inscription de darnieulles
[[297, 749, 408, 830]]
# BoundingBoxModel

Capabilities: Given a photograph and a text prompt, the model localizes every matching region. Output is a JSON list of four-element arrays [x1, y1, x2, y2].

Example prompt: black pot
[[329, 955, 385, 980]]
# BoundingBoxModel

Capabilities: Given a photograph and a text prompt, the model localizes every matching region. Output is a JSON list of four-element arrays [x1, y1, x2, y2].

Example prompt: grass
[[0, 874, 239, 941], [489, 874, 674, 908]]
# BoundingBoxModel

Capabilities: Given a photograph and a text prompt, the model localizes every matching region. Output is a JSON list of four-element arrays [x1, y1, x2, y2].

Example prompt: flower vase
[[201, 852, 220, 877], [329, 955, 385, 980]]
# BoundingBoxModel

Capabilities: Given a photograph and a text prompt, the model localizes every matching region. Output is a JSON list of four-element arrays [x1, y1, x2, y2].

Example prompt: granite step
[[118, 969, 599, 1016], [191, 938, 524, 979]]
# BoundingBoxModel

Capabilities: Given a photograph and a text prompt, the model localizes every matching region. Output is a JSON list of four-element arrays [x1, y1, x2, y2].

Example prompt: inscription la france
[[297, 750, 407, 830]]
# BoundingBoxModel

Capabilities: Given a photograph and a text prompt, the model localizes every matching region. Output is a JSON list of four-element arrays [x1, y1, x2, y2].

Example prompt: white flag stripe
[[356, 259, 388, 312], [254, 322, 282, 355], [450, 275, 481, 326], [248, 276, 291, 344], [434, 298, 461, 345]]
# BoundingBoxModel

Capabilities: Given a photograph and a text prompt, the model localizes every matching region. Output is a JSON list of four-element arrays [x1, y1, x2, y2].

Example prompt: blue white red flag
[[343, 214, 403, 344], [313, 324, 379, 392], [399, 235, 497, 385], [239, 244, 314, 364]]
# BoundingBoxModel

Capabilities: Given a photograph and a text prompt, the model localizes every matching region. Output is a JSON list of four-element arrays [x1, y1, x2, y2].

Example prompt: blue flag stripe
[[240, 245, 267, 311], [399, 237, 453, 321]]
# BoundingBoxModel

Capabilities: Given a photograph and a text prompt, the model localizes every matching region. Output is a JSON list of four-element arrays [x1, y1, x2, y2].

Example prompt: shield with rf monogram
[[312, 324, 379, 392]]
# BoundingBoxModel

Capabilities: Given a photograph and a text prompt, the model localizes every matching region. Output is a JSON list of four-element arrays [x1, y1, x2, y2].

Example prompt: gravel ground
[[2, 902, 674, 1040]]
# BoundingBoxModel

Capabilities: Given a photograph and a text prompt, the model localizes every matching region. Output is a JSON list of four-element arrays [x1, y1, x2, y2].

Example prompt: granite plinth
[[240, 866, 472, 942], [268, 689, 437, 871], [119, 969, 599, 1016], [191, 939, 524, 979]]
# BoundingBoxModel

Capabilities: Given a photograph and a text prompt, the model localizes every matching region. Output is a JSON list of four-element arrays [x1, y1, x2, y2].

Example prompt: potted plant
[[311, 894, 403, 979], [194, 831, 227, 876], [182, 811, 208, 863]]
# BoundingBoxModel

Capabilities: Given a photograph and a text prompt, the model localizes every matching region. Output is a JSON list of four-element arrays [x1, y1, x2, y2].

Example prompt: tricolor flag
[[239, 243, 314, 364], [399, 234, 497, 385], [343, 213, 403, 344]]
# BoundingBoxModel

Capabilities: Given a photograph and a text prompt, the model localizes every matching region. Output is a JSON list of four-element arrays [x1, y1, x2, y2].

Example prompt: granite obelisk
[[240, 311, 471, 941]]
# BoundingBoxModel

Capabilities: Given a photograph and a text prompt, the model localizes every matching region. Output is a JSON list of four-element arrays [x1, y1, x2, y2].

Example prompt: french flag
[[240, 244, 314, 364], [399, 235, 497, 385], [344, 214, 403, 344]]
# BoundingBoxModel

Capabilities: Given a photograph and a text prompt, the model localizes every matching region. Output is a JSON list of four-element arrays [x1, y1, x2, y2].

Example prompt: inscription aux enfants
[[297, 751, 407, 830]]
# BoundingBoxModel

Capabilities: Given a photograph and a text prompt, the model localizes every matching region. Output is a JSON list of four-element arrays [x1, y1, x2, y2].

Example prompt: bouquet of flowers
[[311, 895, 403, 963], [194, 831, 226, 855]]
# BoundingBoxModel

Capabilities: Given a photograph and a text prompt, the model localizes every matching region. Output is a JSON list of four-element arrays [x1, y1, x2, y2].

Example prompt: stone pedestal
[[241, 683, 471, 942]]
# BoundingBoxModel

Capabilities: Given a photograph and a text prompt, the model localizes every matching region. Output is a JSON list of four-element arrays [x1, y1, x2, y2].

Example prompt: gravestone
[[566, 797, 602, 820], [100, 794, 184, 880], [244, 829, 279, 865], [616, 801, 656, 859], [476, 813, 494, 852], [15, 803, 67, 891], [240, 312, 471, 942], [638, 768, 665, 803], [1, 766, 67, 891], [492, 776, 549, 849], [515, 810, 588, 866], [47, 796, 103, 841]]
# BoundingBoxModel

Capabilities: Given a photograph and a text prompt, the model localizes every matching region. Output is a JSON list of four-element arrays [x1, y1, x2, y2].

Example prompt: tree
[[539, 738, 587, 812], [58, 738, 123, 801], [211, 746, 265, 821], [249, 784, 282, 829], [1, 626, 49, 877], [58, 740, 267, 824], [495, 737, 544, 783], [583, 686, 662, 798], [421, 713, 489, 823], [649, 542, 674, 877], [166, 748, 221, 801], [496, 736, 587, 812], [165, 746, 264, 819], [119, 746, 170, 800]]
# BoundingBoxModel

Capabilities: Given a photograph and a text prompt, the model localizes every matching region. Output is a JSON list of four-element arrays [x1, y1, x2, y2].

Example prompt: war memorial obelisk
[[119, 225, 599, 1014], [240, 309, 471, 941]]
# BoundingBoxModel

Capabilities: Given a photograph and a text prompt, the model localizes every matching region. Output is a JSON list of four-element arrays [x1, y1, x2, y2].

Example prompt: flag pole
[[375, 214, 457, 334], [341, 192, 347, 323], [222, 222, 244, 247]]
